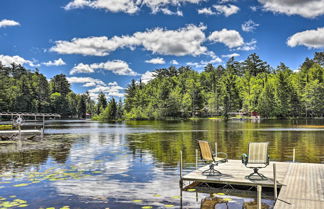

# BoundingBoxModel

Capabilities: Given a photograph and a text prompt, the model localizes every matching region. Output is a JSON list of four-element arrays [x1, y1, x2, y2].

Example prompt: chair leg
[[202, 163, 222, 176], [246, 168, 267, 180]]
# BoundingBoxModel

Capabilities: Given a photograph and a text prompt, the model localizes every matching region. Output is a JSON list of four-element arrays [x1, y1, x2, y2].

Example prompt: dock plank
[[274, 162, 324, 209]]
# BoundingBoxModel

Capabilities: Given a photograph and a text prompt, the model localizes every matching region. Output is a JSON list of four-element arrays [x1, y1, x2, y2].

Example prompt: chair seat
[[214, 157, 226, 162]]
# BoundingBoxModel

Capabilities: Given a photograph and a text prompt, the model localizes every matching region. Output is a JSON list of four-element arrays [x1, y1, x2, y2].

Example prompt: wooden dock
[[181, 160, 324, 209], [0, 130, 41, 134]]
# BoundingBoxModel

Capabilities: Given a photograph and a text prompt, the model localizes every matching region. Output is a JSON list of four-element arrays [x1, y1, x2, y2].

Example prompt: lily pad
[[142, 206, 152, 209], [13, 183, 30, 187], [164, 205, 174, 208], [132, 200, 142, 203], [187, 189, 196, 192]]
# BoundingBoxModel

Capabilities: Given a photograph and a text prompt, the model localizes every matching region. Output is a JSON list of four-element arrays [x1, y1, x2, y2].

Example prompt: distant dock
[[0, 130, 41, 134], [180, 159, 324, 209]]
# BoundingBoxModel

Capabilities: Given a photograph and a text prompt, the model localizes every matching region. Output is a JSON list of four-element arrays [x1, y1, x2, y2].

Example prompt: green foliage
[[0, 64, 95, 118], [124, 53, 324, 119], [96, 98, 120, 121]]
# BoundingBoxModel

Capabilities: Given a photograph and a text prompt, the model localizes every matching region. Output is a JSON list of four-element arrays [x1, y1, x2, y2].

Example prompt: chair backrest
[[248, 142, 269, 163], [198, 140, 213, 161]]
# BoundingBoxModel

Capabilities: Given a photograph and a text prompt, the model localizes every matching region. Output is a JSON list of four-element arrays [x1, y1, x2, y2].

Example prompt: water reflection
[[0, 119, 323, 208]]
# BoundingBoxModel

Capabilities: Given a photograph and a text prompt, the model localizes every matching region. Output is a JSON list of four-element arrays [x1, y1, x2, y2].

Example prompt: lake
[[0, 119, 323, 208]]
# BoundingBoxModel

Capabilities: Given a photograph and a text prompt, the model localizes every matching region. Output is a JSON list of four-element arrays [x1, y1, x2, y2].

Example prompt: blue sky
[[0, 0, 323, 99]]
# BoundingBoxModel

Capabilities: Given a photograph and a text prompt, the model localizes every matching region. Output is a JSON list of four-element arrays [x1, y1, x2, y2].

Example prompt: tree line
[[0, 52, 323, 120], [0, 63, 123, 120], [124, 52, 323, 119], [0, 63, 92, 118]]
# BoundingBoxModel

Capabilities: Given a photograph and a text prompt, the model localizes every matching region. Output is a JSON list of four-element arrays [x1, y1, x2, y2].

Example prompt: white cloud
[[197, 7, 215, 15], [186, 51, 222, 68], [170, 59, 179, 65], [213, 4, 239, 17], [70, 63, 95, 74], [241, 20, 259, 32], [236, 39, 257, 51], [67, 76, 106, 86], [258, 0, 324, 18], [219, 0, 236, 3], [50, 24, 207, 57], [208, 28, 244, 48], [222, 53, 240, 58], [64, 0, 204, 15], [141, 71, 155, 83], [250, 6, 257, 12], [287, 27, 324, 49], [160, 8, 183, 16], [64, 0, 139, 14], [43, 58, 66, 66], [70, 60, 138, 76], [88, 82, 124, 97], [0, 54, 34, 67], [0, 19, 20, 28], [145, 57, 165, 64]]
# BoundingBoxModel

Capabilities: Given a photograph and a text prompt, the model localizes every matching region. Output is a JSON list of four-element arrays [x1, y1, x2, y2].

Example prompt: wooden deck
[[274, 162, 324, 209], [181, 160, 324, 208], [0, 130, 41, 134]]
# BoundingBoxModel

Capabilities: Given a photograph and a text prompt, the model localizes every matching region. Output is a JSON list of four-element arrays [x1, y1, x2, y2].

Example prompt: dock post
[[180, 150, 183, 178], [41, 128, 44, 140], [195, 149, 198, 170], [42, 115, 45, 131], [18, 124, 21, 140], [257, 185, 262, 209], [215, 142, 217, 157], [293, 148, 295, 163], [273, 163, 277, 200]]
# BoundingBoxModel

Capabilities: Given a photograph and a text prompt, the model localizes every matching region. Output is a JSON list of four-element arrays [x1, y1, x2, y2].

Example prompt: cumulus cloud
[[0, 54, 34, 67], [145, 57, 165, 64], [197, 7, 215, 15], [88, 82, 124, 97], [236, 39, 257, 51], [64, 0, 139, 14], [64, 0, 204, 15], [160, 8, 183, 16], [50, 24, 207, 57], [241, 20, 259, 32], [170, 59, 179, 65], [287, 27, 324, 49], [213, 4, 239, 17], [43, 58, 66, 66], [0, 19, 20, 28], [67, 77, 106, 87], [258, 0, 324, 18], [186, 51, 222, 68], [141, 71, 156, 83], [222, 53, 240, 58], [250, 6, 257, 12], [70, 60, 138, 76], [208, 29, 244, 48]]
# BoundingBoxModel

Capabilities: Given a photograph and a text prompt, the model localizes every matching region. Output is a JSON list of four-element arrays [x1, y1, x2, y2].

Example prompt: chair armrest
[[213, 152, 228, 159], [213, 152, 228, 163], [242, 153, 248, 164]]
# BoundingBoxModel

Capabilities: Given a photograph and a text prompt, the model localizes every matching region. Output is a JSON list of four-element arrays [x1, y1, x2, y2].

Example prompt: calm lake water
[[0, 119, 323, 209]]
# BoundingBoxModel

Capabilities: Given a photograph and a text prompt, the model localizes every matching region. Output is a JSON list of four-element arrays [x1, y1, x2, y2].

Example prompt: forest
[[124, 52, 323, 119], [0, 52, 323, 120]]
